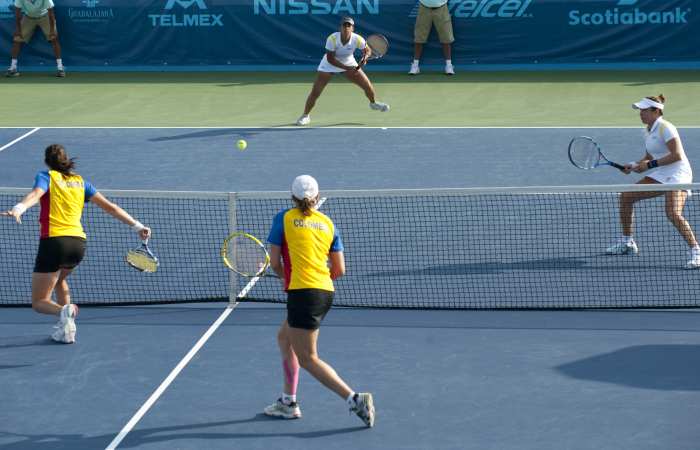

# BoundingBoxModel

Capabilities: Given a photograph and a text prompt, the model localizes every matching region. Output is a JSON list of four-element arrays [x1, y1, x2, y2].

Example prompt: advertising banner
[[0, 0, 697, 68]]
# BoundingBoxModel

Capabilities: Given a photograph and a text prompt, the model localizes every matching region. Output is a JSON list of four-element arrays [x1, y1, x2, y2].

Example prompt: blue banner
[[0, 0, 698, 68]]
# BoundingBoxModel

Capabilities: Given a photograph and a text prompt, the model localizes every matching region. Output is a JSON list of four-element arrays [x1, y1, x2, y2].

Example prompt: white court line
[[0, 126, 699, 129], [105, 196, 328, 449], [104, 303, 238, 450], [0, 128, 40, 153]]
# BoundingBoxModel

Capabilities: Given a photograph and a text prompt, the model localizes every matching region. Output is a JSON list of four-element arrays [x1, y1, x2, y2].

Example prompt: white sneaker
[[605, 239, 639, 255], [445, 62, 455, 75], [370, 102, 390, 112], [350, 392, 375, 428], [408, 62, 419, 75], [686, 247, 700, 269], [263, 398, 302, 419], [296, 114, 310, 126], [52, 304, 78, 344]]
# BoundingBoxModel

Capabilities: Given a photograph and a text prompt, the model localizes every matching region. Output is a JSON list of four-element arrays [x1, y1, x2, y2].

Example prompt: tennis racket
[[221, 231, 276, 278], [568, 136, 625, 171], [366, 34, 389, 60], [126, 239, 159, 273]]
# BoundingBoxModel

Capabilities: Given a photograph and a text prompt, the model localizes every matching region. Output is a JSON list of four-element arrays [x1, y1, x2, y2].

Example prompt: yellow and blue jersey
[[33, 170, 96, 239], [267, 208, 343, 292]]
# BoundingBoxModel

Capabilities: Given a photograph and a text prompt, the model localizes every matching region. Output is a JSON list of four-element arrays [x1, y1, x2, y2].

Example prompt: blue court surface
[[1, 127, 700, 450]]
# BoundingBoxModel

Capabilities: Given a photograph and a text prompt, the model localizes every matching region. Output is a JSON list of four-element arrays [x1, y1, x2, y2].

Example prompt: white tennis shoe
[[52, 304, 78, 344], [263, 398, 302, 419], [350, 392, 375, 428], [686, 247, 700, 269], [605, 239, 639, 255], [445, 62, 455, 75], [296, 114, 310, 126], [370, 102, 390, 112], [408, 62, 420, 75]]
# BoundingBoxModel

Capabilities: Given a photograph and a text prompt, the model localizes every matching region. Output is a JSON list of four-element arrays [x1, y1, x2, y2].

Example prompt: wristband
[[11, 203, 27, 215], [131, 221, 145, 233], [647, 159, 659, 169]]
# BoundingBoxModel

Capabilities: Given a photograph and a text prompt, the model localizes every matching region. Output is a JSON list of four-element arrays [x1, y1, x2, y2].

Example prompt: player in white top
[[296, 17, 390, 126], [606, 95, 700, 269]]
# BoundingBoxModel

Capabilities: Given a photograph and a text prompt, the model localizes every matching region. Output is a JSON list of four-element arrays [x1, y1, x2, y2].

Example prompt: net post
[[227, 192, 238, 304]]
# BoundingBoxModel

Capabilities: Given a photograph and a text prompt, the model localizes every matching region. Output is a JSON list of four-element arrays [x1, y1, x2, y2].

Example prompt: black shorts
[[287, 289, 334, 330], [34, 237, 87, 273]]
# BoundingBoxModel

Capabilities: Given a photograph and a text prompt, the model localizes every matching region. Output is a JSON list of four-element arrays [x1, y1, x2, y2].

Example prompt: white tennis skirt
[[317, 55, 358, 73], [647, 160, 693, 184]]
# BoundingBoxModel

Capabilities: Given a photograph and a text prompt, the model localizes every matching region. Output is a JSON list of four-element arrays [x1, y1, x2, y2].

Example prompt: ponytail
[[44, 144, 76, 175], [292, 196, 317, 216]]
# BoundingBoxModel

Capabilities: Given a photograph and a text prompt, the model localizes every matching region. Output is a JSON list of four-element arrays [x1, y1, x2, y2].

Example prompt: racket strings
[[367, 35, 388, 57], [228, 237, 268, 276], [570, 139, 600, 169], [126, 250, 158, 273]]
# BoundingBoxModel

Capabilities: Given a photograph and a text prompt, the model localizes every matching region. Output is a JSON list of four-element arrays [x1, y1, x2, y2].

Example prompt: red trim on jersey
[[39, 190, 50, 239], [281, 235, 292, 291]]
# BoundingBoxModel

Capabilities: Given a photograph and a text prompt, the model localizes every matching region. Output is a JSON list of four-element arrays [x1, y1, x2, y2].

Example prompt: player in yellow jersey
[[2, 144, 151, 343], [263, 175, 375, 427]]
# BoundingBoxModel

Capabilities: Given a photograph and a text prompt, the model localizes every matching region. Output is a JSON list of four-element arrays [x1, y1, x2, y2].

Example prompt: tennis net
[[1, 184, 700, 309]]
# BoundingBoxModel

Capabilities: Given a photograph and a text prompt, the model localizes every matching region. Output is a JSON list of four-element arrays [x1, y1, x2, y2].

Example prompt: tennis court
[[2, 124, 700, 449]]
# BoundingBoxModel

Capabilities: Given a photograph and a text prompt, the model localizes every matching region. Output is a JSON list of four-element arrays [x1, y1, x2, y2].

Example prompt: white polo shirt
[[15, 0, 54, 18], [317, 32, 366, 72], [644, 117, 692, 184]]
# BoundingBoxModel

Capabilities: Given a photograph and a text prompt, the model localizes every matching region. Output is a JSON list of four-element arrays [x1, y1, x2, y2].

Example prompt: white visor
[[291, 174, 319, 200], [632, 98, 664, 110]]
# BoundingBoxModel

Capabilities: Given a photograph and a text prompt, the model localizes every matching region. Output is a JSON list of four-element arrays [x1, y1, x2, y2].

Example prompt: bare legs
[[276, 320, 353, 400], [31, 268, 73, 316], [618, 177, 698, 247]]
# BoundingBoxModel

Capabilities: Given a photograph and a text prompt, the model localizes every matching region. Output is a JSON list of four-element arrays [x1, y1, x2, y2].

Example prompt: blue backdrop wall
[[0, 0, 698, 69]]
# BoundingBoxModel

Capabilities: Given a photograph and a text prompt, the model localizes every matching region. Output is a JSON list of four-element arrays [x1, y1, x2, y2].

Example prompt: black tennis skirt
[[287, 288, 334, 330], [34, 236, 87, 273]]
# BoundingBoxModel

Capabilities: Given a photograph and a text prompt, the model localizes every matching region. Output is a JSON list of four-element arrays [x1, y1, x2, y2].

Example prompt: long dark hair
[[292, 196, 317, 216], [44, 144, 76, 175]]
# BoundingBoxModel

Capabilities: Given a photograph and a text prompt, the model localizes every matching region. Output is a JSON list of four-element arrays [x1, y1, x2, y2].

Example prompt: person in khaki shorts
[[6, 0, 65, 78], [409, 0, 455, 76]]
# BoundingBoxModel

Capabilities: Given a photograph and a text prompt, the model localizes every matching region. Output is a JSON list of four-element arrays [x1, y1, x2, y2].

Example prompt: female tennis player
[[264, 174, 375, 427], [606, 95, 700, 269], [296, 16, 389, 126], [1, 144, 151, 343]]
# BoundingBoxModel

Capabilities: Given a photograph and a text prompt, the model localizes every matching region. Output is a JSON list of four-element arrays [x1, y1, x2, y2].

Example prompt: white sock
[[282, 393, 296, 404], [623, 236, 634, 244], [56, 59, 63, 69], [412, 59, 419, 65], [10, 59, 17, 69], [346, 392, 357, 407], [446, 59, 452, 65]]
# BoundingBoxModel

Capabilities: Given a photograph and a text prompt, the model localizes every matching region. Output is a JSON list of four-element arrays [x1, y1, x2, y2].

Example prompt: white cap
[[291, 175, 319, 200], [632, 98, 664, 110]]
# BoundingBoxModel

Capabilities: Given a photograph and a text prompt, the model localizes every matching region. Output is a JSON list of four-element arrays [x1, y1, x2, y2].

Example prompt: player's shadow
[[0, 415, 366, 450], [366, 256, 686, 276], [557, 344, 700, 391], [0, 335, 56, 349], [148, 127, 314, 142], [368, 257, 589, 276]]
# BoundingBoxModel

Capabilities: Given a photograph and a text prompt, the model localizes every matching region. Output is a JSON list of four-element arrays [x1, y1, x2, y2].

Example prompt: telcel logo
[[409, 0, 534, 19], [149, 0, 223, 27], [569, 0, 690, 26]]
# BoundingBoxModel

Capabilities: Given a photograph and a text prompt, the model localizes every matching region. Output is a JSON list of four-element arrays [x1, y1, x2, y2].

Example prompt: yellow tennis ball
[[237, 139, 247, 151]]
